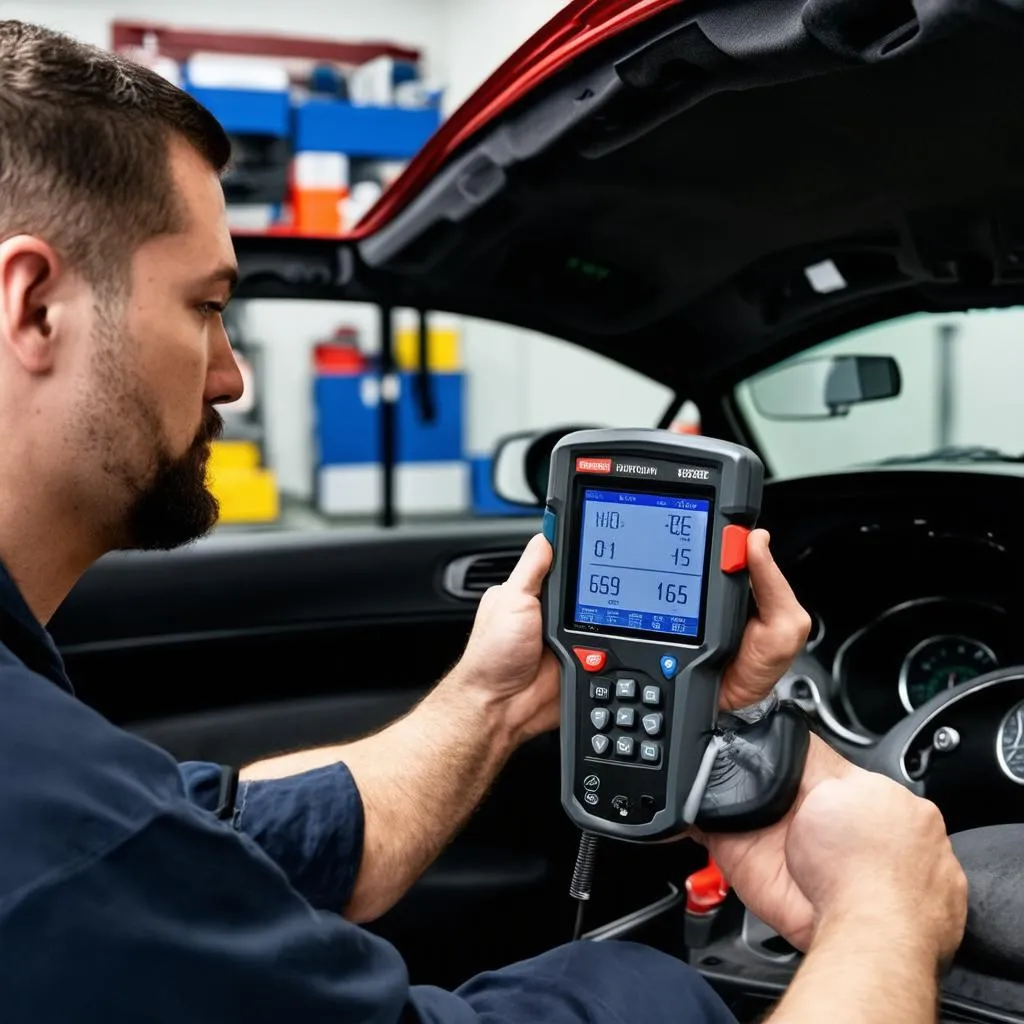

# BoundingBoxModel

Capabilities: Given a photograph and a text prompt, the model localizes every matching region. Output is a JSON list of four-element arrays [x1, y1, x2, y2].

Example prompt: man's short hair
[[0, 21, 232, 288]]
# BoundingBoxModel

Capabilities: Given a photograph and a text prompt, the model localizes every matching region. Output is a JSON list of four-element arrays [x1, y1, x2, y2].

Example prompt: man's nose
[[205, 328, 245, 406]]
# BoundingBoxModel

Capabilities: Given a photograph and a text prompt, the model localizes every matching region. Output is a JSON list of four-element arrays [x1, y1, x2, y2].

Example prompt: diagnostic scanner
[[543, 428, 809, 842]]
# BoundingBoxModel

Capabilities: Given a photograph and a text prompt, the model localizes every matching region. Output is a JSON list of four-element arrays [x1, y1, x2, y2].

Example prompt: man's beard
[[122, 406, 224, 551]]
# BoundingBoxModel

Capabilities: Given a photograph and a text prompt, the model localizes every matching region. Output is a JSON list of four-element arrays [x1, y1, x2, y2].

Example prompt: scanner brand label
[[576, 457, 612, 474], [677, 467, 711, 480], [614, 463, 659, 477]]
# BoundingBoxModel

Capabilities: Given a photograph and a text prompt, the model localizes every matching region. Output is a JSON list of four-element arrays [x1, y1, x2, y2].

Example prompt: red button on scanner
[[720, 525, 750, 574], [573, 647, 607, 673]]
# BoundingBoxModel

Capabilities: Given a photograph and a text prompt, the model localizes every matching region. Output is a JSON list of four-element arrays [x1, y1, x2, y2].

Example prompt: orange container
[[293, 186, 348, 236]]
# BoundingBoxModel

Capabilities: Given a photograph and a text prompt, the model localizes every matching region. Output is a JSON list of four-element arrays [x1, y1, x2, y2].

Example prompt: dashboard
[[760, 467, 1024, 811], [832, 596, 1014, 737]]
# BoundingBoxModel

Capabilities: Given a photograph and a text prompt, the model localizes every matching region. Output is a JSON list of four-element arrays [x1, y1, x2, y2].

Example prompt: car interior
[[44, 0, 1024, 1021]]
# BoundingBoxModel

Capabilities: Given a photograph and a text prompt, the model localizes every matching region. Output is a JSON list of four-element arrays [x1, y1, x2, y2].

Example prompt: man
[[0, 20, 965, 1024]]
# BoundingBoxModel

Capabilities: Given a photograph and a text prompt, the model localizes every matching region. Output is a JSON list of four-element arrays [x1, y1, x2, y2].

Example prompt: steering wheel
[[866, 668, 1024, 981]]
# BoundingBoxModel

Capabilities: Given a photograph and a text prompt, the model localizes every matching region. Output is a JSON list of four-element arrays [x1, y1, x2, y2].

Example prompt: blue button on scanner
[[542, 507, 557, 547], [660, 655, 678, 679]]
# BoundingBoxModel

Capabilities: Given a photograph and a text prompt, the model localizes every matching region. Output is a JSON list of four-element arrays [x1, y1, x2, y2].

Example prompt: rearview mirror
[[492, 425, 602, 507], [748, 355, 901, 421]]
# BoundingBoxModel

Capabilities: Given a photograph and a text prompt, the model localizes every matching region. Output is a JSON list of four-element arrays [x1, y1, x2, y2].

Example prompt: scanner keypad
[[587, 673, 662, 767]]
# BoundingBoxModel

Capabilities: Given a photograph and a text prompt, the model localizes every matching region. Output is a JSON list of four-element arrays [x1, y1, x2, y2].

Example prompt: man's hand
[[719, 529, 812, 710], [697, 720, 966, 957], [751, 761, 968, 1024], [786, 768, 967, 962], [694, 736, 856, 950], [450, 533, 561, 743]]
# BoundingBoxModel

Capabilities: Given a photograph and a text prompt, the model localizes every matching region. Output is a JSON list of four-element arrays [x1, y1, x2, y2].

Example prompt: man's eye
[[197, 301, 226, 318]]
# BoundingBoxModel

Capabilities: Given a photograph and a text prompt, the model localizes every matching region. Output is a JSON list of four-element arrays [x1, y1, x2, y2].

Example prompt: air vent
[[443, 550, 524, 600]]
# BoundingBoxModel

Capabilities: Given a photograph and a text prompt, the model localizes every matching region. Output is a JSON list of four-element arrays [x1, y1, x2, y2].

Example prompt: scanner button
[[642, 685, 661, 706], [615, 707, 636, 729], [542, 507, 557, 546], [590, 681, 612, 703], [642, 713, 663, 737], [640, 741, 661, 764], [590, 708, 611, 731], [615, 678, 637, 700], [574, 647, 607, 673], [659, 655, 678, 679], [721, 525, 751, 574], [591, 734, 611, 756], [615, 736, 635, 758]]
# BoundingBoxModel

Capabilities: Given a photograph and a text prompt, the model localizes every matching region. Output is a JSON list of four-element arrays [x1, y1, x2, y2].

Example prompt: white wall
[[440, 0, 568, 114], [2, 0, 448, 82]]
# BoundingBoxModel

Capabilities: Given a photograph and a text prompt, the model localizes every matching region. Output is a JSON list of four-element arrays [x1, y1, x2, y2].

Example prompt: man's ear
[[0, 235, 63, 374]]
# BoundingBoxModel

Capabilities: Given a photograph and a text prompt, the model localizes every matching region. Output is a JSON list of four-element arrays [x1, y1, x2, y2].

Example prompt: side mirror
[[748, 355, 901, 421], [492, 425, 602, 506]]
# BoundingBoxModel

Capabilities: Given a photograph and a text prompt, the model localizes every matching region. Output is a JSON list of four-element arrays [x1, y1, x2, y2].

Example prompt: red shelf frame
[[112, 21, 420, 67]]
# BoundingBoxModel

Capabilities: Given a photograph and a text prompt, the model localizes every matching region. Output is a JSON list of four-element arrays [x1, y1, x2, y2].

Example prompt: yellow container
[[208, 466, 280, 524], [394, 326, 461, 371], [208, 439, 261, 472]]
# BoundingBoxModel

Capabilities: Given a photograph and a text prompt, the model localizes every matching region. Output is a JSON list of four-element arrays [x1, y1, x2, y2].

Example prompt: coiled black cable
[[569, 830, 600, 940]]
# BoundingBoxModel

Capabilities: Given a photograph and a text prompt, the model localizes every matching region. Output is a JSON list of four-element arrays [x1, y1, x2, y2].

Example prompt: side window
[[215, 301, 673, 528]]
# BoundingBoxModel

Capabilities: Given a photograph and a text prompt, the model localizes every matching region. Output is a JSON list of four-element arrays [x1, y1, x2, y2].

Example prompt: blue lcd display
[[574, 488, 711, 639]]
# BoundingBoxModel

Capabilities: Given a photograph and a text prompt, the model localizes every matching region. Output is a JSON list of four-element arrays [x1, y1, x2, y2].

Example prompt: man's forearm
[[767, 915, 940, 1023], [241, 672, 519, 923]]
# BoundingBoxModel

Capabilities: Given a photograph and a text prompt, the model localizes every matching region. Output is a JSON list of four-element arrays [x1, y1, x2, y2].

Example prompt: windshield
[[734, 307, 1024, 478]]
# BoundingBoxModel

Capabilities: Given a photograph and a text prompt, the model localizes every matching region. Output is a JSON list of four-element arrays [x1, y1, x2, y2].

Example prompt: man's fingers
[[505, 533, 553, 595], [746, 531, 792, 620], [747, 530, 811, 644], [719, 530, 811, 708]]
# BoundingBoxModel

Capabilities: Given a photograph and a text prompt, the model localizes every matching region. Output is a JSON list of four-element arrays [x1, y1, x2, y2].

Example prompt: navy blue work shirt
[[0, 561, 476, 1023]]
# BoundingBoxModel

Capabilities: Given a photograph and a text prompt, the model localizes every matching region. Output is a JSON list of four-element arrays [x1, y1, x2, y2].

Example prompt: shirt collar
[[0, 560, 74, 693]]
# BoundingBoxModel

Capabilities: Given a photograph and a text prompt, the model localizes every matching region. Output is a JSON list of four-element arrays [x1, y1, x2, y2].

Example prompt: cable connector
[[570, 830, 600, 939]]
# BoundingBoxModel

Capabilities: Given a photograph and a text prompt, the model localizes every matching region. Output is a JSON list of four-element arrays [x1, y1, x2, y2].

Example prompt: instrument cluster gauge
[[898, 635, 998, 713]]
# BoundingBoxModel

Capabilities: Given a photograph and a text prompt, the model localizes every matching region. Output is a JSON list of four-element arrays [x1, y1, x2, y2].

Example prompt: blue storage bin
[[398, 373, 463, 462], [295, 99, 441, 159], [187, 86, 291, 137], [314, 372, 464, 466], [314, 375, 377, 465]]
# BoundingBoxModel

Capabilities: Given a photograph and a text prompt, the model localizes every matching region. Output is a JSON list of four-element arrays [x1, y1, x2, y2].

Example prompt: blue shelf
[[187, 86, 291, 137], [295, 99, 441, 158]]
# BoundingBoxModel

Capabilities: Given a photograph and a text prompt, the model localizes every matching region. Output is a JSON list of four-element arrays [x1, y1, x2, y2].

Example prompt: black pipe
[[414, 308, 437, 424], [379, 304, 397, 528]]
